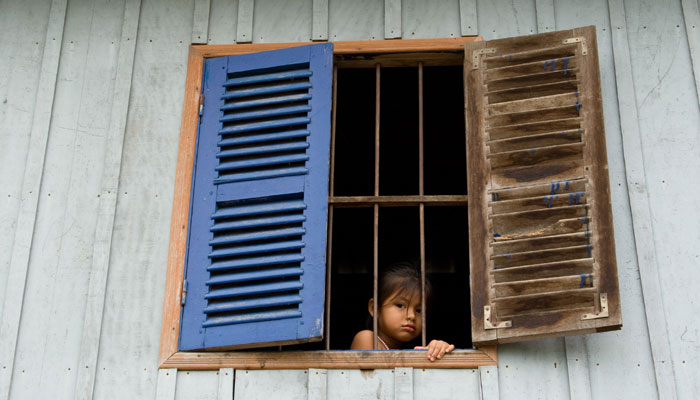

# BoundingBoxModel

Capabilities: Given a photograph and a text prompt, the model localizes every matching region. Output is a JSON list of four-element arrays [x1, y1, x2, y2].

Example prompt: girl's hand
[[414, 340, 455, 361]]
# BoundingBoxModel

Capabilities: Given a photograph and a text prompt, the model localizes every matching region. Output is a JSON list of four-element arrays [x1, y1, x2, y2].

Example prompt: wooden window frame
[[159, 37, 497, 370]]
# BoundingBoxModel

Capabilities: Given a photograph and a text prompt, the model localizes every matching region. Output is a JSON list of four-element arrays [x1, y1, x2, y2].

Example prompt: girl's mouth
[[402, 325, 415, 332]]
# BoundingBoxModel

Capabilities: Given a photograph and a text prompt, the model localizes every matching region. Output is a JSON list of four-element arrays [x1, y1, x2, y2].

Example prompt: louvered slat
[[208, 240, 305, 258], [206, 267, 304, 285], [216, 153, 310, 172], [218, 130, 310, 147], [467, 28, 621, 344], [206, 281, 304, 299], [223, 69, 312, 87], [221, 93, 311, 111], [203, 309, 302, 328], [221, 82, 312, 99], [210, 214, 306, 232], [179, 43, 332, 350], [209, 227, 305, 246], [203, 294, 303, 313], [220, 105, 311, 123], [212, 199, 306, 219], [217, 64, 313, 186]]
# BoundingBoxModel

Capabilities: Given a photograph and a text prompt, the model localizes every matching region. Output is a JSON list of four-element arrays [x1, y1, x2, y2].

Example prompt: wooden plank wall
[[0, 0, 698, 399]]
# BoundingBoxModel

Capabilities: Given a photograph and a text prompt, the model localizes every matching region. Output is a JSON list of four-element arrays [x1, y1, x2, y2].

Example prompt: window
[[160, 27, 621, 370]]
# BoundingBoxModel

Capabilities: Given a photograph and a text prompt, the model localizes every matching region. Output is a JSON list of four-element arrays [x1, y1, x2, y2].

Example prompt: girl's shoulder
[[350, 330, 374, 350]]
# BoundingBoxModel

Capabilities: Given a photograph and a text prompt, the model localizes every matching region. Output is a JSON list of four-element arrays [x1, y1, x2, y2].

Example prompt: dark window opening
[[328, 64, 472, 350]]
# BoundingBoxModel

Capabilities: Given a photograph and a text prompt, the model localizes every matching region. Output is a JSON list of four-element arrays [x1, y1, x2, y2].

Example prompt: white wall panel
[[327, 369, 394, 399], [235, 370, 308, 400], [92, 0, 192, 399], [7, 0, 121, 398], [1, 0, 700, 399], [328, 0, 383, 41], [497, 339, 570, 400], [253, 0, 312, 43], [555, 2, 661, 399], [0, 0, 51, 321], [413, 369, 480, 400], [208, 0, 239, 44], [401, 0, 461, 39], [476, 0, 537, 40], [624, 1, 700, 399], [175, 371, 219, 400]]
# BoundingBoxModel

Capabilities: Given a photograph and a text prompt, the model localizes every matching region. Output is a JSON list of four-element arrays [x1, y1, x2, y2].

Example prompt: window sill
[[159, 346, 497, 370]]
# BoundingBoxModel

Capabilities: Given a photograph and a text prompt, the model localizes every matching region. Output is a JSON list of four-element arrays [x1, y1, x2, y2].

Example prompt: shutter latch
[[181, 279, 188, 306], [484, 305, 512, 329], [472, 48, 496, 69], [581, 293, 609, 320], [563, 37, 588, 55], [198, 94, 205, 116]]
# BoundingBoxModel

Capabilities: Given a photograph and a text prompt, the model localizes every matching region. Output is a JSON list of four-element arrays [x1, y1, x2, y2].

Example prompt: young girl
[[350, 262, 455, 361]]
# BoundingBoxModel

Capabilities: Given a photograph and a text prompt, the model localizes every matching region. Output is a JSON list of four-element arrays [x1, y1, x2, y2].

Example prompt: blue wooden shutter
[[179, 43, 333, 350]]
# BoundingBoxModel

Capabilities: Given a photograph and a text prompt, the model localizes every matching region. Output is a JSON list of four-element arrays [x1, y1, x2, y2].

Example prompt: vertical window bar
[[325, 66, 338, 350], [418, 62, 427, 347], [373, 64, 381, 350]]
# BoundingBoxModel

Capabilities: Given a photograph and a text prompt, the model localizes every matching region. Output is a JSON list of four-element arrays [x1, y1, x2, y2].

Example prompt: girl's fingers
[[414, 342, 455, 361]]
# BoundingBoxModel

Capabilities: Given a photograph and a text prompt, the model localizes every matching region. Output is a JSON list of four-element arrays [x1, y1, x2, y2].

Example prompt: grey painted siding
[[0, 0, 698, 399]]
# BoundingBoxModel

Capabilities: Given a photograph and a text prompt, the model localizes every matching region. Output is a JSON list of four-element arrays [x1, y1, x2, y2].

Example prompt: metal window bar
[[373, 64, 381, 350], [326, 63, 468, 350], [418, 62, 427, 347]]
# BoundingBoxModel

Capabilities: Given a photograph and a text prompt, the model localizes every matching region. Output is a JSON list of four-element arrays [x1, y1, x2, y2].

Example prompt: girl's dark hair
[[377, 261, 432, 308], [364, 261, 432, 342]]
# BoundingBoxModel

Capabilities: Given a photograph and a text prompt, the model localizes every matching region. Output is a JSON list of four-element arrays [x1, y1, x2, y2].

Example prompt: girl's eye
[[395, 303, 405, 308], [416, 309, 422, 314]]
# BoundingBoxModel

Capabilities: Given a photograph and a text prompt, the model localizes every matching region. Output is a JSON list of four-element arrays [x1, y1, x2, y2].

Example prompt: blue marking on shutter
[[179, 43, 333, 350]]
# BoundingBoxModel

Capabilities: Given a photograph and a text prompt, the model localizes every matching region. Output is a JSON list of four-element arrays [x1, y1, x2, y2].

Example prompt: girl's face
[[376, 289, 422, 348]]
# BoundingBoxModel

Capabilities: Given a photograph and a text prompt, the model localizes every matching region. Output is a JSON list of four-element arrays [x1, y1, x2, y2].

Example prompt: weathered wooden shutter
[[179, 43, 333, 350], [465, 26, 622, 344]]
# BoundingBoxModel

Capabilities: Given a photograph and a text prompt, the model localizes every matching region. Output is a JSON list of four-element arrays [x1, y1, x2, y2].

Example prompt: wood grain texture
[[160, 38, 483, 368], [329, 195, 468, 207], [192, 0, 211, 44], [162, 350, 496, 370], [0, 1, 67, 398], [74, 2, 141, 399], [466, 27, 621, 345], [159, 47, 203, 366], [607, 1, 678, 398]]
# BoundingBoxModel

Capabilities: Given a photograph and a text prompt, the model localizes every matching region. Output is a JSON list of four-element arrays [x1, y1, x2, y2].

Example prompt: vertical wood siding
[[0, 0, 698, 399]]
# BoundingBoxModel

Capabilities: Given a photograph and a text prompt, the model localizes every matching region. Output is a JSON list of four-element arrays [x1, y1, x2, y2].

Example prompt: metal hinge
[[472, 48, 496, 69], [581, 293, 609, 320], [563, 37, 588, 56], [198, 94, 205, 116], [181, 280, 188, 306], [484, 305, 512, 329]]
